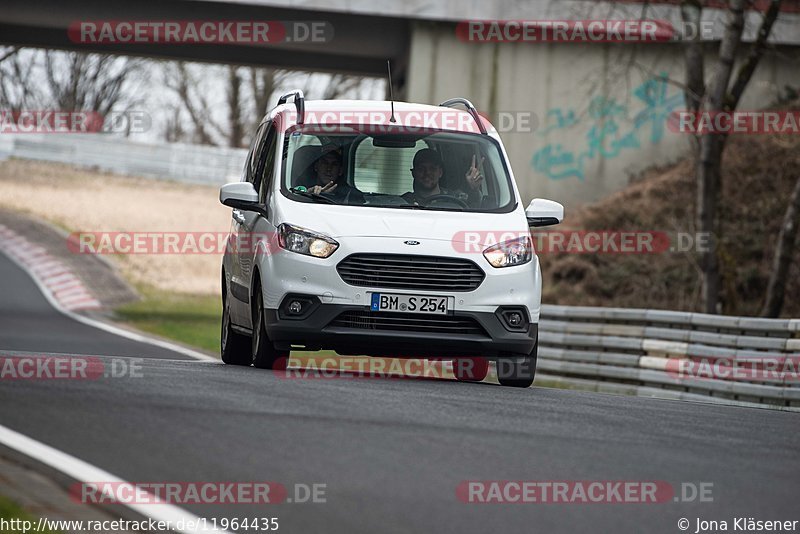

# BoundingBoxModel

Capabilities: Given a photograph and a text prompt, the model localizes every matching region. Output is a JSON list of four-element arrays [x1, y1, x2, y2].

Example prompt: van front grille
[[336, 254, 484, 292]]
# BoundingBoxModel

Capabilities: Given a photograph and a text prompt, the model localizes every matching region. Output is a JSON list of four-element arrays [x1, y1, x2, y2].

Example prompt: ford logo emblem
[[404, 240, 420, 245]]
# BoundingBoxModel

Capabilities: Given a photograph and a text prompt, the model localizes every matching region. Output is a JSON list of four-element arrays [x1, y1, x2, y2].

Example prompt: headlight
[[483, 236, 532, 268], [277, 224, 339, 258]]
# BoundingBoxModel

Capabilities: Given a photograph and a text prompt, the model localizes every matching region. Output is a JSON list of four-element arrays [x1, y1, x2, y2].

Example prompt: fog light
[[497, 307, 528, 332], [279, 294, 320, 321]]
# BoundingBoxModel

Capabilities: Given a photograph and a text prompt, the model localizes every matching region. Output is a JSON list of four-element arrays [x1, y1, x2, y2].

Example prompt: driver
[[402, 148, 483, 207]]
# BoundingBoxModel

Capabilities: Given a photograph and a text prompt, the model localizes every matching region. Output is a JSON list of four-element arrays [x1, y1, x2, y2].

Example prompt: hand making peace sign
[[310, 181, 338, 195], [465, 154, 485, 191]]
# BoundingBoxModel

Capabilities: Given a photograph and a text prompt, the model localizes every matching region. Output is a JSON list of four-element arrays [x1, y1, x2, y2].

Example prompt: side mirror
[[219, 182, 266, 216], [526, 198, 564, 227]]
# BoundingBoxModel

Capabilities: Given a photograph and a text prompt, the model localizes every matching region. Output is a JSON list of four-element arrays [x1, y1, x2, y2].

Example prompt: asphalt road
[[0, 250, 798, 534], [0, 251, 191, 359]]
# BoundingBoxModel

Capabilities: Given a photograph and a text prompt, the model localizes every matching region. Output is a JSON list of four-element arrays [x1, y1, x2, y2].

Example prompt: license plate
[[370, 293, 449, 315]]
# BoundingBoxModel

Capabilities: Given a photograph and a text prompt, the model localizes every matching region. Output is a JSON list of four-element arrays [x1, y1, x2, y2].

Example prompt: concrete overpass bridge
[[0, 0, 410, 79]]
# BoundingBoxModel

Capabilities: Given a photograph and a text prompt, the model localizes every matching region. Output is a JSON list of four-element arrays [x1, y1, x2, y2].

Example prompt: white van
[[219, 91, 563, 387]]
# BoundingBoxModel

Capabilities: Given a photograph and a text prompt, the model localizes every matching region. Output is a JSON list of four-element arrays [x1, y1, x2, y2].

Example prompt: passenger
[[308, 144, 363, 203], [402, 148, 483, 207]]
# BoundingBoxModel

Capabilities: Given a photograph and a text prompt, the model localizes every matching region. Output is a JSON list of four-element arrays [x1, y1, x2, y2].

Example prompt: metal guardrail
[[0, 134, 247, 185], [537, 305, 800, 410]]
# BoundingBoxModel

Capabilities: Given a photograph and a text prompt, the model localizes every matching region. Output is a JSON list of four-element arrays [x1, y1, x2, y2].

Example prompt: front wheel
[[221, 288, 251, 365], [497, 343, 537, 388], [251, 285, 289, 370]]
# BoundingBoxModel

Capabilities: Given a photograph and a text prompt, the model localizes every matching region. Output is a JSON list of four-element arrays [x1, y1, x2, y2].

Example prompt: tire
[[453, 357, 489, 382], [251, 283, 289, 370], [221, 286, 251, 365], [497, 340, 538, 388]]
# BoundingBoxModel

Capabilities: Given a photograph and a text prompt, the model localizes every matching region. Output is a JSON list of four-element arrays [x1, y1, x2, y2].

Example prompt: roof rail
[[278, 89, 305, 125], [438, 97, 487, 134]]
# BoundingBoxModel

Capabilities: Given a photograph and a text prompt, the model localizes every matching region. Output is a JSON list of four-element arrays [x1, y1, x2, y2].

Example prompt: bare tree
[[0, 48, 142, 122], [164, 63, 295, 147], [42, 51, 142, 116], [163, 103, 185, 144], [320, 74, 365, 100], [162, 62, 381, 146], [0, 47, 17, 64], [761, 173, 800, 317], [585, 1, 787, 314], [0, 49, 44, 110], [163, 62, 219, 145], [680, 1, 706, 116], [249, 67, 291, 119], [685, 0, 783, 313], [227, 65, 244, 148]]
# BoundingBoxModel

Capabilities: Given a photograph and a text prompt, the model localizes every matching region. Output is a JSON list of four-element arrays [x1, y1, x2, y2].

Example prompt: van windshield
[[280, 127, 516, 212]]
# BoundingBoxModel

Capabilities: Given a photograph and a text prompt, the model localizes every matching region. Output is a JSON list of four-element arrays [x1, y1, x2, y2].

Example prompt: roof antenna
[[387, 59, 397, 123]]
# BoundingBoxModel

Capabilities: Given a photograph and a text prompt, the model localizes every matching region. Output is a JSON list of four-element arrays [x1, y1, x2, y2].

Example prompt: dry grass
[[540, 134, 800, 317], [0, 159, 230, 295]]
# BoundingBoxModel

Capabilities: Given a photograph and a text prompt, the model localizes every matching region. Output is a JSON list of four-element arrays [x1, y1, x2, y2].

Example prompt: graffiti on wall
[[532, 74, 683, 181]]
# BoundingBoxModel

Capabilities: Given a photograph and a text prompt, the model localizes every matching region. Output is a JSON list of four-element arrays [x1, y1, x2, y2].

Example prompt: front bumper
[[265, 301, 537, 359]]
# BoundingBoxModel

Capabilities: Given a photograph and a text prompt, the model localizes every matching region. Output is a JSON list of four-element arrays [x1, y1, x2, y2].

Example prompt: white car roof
[[272, 99, 496, 135]]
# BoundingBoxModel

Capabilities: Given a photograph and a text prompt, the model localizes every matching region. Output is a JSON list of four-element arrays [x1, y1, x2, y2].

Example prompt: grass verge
[[115, 286, 221, 354], [0, 495, 60, 533]]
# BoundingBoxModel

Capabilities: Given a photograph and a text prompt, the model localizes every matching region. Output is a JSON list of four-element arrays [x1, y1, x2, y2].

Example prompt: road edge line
[[0, 423, 231, 533], [0, 247, 219, 362]]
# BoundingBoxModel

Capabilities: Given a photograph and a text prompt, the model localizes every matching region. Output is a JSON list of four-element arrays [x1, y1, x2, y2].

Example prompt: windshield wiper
[[367, 202, 466, 212], [290, 188, 339, 204], [420, 205, 465, 212], [403, 203, 465, 212]]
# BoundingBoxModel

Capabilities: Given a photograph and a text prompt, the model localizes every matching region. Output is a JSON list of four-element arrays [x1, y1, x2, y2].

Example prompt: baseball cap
[[319, 143, 343, 158], [413, 148, 443, 168]]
